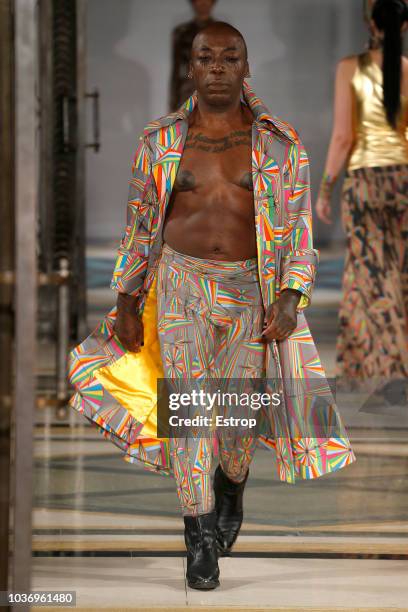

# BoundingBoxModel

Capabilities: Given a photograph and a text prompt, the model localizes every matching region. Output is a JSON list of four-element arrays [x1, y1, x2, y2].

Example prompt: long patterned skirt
[[336, 164, 408, 382]]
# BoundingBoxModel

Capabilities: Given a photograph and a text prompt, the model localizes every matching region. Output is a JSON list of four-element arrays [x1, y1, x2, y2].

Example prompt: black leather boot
[[214, 464, 249, 556], [183, 510, 220, 590]]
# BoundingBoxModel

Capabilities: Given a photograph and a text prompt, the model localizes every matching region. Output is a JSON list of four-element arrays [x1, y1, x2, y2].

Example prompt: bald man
[[116, 22, 303, 590], [70, 21, 356, 591]]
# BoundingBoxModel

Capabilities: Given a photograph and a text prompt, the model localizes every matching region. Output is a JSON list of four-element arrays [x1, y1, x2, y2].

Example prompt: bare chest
[[173, 128, 254, 193]]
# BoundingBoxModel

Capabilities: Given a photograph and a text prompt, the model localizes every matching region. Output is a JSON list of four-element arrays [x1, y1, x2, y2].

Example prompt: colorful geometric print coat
[[68, 81, 356, 484]]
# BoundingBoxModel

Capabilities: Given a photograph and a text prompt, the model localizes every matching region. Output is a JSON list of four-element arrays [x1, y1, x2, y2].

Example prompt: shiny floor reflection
[[31, 557, 408, 610], [32, 251, 408, 609]]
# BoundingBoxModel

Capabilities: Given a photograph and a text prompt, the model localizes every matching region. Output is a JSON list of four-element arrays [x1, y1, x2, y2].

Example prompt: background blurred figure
[[169, 0, 217, 110], [316, 0, 408, 386]]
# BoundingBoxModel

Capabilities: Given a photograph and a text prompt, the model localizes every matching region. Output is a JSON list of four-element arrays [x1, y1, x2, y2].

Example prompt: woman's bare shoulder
[[339, 54, 360, 65], [336, 55, 359, 80]]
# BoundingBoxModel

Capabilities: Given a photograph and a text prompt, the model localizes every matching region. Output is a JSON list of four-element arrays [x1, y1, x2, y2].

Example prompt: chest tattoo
[[184, 129, 252, 153]]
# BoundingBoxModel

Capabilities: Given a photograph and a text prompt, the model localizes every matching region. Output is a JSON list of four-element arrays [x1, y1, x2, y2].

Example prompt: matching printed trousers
[[156, 242, 266, 516]]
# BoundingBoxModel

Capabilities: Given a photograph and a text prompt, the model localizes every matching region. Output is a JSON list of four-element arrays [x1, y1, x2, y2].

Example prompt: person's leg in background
[[376, 165, 408, 405], [336, 166, 408, 385]]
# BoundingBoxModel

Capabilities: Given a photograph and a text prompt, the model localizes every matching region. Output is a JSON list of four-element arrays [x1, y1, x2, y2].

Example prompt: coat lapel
[[252, 124, 280, 308], [244, 80, 297, 309], [150, 122, 188, 239]]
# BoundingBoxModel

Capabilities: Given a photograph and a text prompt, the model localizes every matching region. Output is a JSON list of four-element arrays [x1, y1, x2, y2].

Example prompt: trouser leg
[[157, 250, 217, 517], [215, 294, 265, 483], [170, 436, 215, 516], [211, 283, 265, 555], [218, 434, 258, 483], [156, 243, 264, 515]]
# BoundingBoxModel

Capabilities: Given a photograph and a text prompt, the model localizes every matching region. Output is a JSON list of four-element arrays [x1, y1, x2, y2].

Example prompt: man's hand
[[262, 289, 300, 343], [114, 293, 144, 353]]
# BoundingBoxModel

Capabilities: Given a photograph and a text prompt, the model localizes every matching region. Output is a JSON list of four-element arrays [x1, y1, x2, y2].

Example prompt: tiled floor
[[30, 252, 408, 610], [31, 556, 408, 610], [33, 419, 408, 533]]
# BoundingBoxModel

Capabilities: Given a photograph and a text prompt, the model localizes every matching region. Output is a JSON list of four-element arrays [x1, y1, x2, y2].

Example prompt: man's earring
[[188, 71, 193, 79]]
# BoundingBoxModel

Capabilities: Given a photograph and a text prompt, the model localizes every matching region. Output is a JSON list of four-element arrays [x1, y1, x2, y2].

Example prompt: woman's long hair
[[372, 0, 408, 127]]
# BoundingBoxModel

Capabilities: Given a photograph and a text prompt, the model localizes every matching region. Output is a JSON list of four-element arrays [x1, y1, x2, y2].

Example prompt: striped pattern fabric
[[110, 81, 319, 311], [157, 243, 263, 514], [68, 82, 356, 484]]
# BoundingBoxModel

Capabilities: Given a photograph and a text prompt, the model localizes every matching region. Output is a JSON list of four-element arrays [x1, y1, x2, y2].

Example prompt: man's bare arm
[[114, 292, 144, 353]]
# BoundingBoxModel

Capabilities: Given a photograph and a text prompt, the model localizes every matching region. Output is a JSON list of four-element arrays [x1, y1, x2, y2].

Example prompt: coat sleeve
[[110, 135, 155, 297], [280, 140, 319, 309]]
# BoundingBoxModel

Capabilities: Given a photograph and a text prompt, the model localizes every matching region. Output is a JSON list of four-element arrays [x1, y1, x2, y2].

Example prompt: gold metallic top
[[348, 52, 408, 171]]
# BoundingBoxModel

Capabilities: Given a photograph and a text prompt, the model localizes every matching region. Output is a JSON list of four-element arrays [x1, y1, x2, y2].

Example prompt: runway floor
[[30, 250, 408, 610]]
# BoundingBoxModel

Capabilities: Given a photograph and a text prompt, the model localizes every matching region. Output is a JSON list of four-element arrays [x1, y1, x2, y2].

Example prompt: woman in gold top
[[316, 0, 408, 387]]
